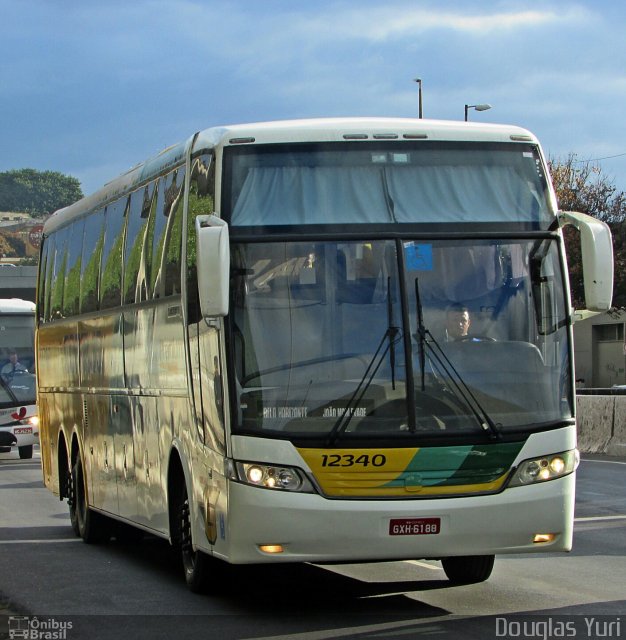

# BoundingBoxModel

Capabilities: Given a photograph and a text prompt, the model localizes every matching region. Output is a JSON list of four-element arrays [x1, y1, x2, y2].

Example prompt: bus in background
[[0, 298, 38, 459], [36, 118, 613, 591]]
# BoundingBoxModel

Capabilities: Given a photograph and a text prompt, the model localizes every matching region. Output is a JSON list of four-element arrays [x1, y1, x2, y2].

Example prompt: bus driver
[[1, 349, 28, 382], [445, 304, 471, 341]]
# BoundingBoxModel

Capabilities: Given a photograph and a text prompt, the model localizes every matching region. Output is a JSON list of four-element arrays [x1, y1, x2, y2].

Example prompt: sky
[[1, 0, 626, 198]]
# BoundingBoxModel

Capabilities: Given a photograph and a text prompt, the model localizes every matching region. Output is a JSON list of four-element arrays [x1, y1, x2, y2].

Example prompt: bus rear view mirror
[[195, 214, 230, 318], [559, 211, 613, 314]]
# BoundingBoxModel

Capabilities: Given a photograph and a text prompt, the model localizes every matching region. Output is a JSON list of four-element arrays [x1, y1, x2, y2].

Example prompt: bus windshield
[[225, 142, 553, 227], [230, 238, 572, 439], [0, 313, 36, 406]]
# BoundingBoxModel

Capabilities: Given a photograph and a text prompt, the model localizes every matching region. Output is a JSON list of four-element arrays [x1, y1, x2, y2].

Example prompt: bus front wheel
[[441, 555, 495, 584], [178, 484, 210, 593]]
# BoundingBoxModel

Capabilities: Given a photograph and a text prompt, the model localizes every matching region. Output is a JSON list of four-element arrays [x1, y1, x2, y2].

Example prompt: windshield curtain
[[0, 314, 36, 406], [226, 143, 552, 226], [229, 238, 572, 440]]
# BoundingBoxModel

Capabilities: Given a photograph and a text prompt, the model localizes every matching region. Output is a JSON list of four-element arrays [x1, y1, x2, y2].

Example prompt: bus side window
[[38, 238, 52, 323], [165, 169, 185, 296], [187, 153, 215, 324], [124, 183, 157, 305], [80, 209, 105, 314], [62, 218, 85, 318], [138, 181, 160, 302], [151, 167, 185, 298], [100, 198, 128, 310], [50, 228, 70, 320]]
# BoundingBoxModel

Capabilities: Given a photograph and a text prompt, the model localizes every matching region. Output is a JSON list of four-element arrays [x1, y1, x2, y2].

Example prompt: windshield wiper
[[414, 278, 427, 392], [414, 278, 501, 441], [327, 282, 401, 446]]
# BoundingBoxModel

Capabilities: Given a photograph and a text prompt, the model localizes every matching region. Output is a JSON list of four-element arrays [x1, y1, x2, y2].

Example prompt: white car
[[0, 298, 38, 459], [0, 404, 39, 459]]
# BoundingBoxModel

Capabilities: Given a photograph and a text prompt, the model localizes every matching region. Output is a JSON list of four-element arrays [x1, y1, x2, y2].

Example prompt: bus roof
[[45, 117, 540, 235], [195, 117, 539, 148], [0, 298, 36, 314]]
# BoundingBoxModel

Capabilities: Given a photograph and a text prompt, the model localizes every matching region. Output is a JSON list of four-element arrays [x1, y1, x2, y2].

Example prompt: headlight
[[508, 449, 579, 487], [228, 460, 316, 493]]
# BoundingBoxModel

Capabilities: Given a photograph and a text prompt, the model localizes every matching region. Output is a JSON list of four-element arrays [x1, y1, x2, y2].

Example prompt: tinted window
[[100, 198, 128, 309], [80, 209, 105, 314], [38, 238, 51, 323], [50, 228, 70, 320], [63, 219, 85, 317], [225, 142, 552, 227], [187, 154, 214, 322], [152, 167, 185, 298], [124, 182, 157, 304]]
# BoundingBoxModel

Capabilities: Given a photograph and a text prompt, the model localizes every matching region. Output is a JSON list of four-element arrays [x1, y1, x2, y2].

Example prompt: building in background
[[0, 211, 45, 261], [574, 310, 626, 388], [0, 212, 44, 302]]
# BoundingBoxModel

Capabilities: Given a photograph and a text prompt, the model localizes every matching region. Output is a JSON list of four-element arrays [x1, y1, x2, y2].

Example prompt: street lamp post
[[414, 78, 423, 119], [464, 103, 492, 121]]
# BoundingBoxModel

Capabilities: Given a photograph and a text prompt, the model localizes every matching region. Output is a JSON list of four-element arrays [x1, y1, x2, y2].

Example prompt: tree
[[0, 168, 83, 216], [549, 154, 626, 308]]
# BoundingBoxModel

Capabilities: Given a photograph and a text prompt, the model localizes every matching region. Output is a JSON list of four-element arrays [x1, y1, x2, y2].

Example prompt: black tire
[[71, 456, 111, 544], [177, 484, 210, 593], [18, 445, 33, 459], [441, 555, 495, 584], [67, 462, 80, 537]]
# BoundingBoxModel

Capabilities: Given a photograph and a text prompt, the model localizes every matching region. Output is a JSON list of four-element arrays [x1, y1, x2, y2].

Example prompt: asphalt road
[[0, 448, 625, 640]]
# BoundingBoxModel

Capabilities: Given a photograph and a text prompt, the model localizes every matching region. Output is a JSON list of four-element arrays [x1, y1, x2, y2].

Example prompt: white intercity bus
[[0, 298, 38, 459], [36, 118, 613, 591]]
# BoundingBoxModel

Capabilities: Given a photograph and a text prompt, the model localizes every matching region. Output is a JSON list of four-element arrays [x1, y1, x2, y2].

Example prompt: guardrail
[[577, 388, 626, 396]]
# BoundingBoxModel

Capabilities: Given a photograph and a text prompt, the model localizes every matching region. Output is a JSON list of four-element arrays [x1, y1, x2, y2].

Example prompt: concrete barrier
[[576, 395, 626, 455], [608, 398, 626, 456]]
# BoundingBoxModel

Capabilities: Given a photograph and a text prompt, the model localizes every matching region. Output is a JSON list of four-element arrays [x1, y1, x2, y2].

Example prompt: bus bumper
[[216, 473, 575, 564]]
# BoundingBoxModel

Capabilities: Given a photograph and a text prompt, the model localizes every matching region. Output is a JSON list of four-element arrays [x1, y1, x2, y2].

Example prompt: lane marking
[[574, 514, 626, 522], [580, 458, 626, 466], [403, 560, 441, 571], [0, 538, 80, 544]]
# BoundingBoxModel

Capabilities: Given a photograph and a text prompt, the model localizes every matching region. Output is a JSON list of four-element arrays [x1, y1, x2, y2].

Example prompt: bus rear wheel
[[71, 456, 111, 544], [441, 555, 495, 584], [67, 462, 80, 537]]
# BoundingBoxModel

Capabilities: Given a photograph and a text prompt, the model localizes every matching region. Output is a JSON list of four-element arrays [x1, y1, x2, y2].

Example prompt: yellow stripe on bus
[[297, 446, 511, 498]]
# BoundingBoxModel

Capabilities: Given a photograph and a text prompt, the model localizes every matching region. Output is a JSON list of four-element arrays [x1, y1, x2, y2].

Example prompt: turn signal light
[[533, 533, 556, 544], [259, 544, 284, 554]]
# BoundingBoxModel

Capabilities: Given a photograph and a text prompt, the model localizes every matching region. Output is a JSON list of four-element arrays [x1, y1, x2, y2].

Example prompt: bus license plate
[[389, 517, 440, 536]]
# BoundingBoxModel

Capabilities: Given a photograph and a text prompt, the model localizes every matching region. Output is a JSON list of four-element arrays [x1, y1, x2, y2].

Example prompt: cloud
[[277, 4, 593, 43], [324, 10, 556, 41]]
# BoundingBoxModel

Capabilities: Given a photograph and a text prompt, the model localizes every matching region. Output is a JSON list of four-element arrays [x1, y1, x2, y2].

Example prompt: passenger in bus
[[1, 349, 28, 381]]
